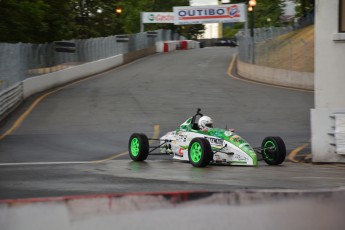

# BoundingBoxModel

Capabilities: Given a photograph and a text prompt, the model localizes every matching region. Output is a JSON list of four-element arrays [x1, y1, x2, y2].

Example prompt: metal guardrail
[[0, 82, 23, 120]]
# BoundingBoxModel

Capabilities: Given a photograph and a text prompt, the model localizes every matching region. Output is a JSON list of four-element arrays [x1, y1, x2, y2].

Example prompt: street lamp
[[249, 0, 256, 7], [115, 7, 122, 14], [248, 0, 256, 38], [248, 0, 256, 64]]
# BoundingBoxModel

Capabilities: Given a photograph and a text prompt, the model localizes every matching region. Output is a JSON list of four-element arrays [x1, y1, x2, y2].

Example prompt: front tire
[[188, 138, 212, 167], [261, 136, 286, 165], [128, 133, 149, 161]]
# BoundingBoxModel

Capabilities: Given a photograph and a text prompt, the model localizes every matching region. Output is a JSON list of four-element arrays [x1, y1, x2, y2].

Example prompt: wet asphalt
[[1, 47, 343, 201]]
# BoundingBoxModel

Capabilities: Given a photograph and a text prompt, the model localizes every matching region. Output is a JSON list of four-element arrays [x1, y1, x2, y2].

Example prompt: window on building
[[340, 0, 345, 32]]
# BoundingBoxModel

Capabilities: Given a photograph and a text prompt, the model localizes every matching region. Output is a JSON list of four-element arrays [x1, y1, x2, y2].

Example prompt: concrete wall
[[23, 42, 198, 99], [1, 189, 344, 230], [237, 59, 314, 91], [123, 46, 156, 64], [23, 55, 124, 99], [311, 0, 345, 162], [23, 45, 162, 99]]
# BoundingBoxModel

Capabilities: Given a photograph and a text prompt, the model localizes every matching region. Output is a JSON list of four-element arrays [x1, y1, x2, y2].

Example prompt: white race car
[[129, 109, 286, 167]]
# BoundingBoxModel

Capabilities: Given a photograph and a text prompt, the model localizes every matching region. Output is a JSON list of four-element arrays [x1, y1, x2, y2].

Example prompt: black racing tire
[[261, 136, 286, 165], [128, 133, 149, 161], [188, 138, 212, 167]]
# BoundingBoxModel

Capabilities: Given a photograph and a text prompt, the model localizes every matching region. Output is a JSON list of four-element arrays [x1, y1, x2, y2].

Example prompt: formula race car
[[128, 109, 286, 167]]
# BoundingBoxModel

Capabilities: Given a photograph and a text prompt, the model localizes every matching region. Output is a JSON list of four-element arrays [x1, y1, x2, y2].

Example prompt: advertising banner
[[142, 12, 175, 24], [173, 4, 246, 25]]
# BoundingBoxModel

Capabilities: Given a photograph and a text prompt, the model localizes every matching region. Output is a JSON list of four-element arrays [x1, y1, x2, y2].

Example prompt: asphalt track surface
[[0, 47, 344, 200]]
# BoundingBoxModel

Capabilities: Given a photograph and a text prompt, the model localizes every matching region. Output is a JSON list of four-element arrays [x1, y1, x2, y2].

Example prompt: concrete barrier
[[156, 40, 200, 53], [23, 54, 123, 99], [180, 40, 188, 50], [186, 40, 200, 49], [123, 46, 156, 64], [237, 58, 314, 91], [156, 41, 175, 52], [178, 40, 200, 50], [22, 45, 162, 99], [1, 188, 344, 230]]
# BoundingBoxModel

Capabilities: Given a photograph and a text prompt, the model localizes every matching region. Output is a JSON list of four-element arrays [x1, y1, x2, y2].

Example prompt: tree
[[71, 0, 125, 38], [250, 0, 286, 28], [295, 0, 315, 18], [178, 24, 205, 40], [0, 0, 75, 43], [230, 0, 286, 28], [0, 0, 204, 43], [119, 0, 191, 33], [43, 0, 76, 41]]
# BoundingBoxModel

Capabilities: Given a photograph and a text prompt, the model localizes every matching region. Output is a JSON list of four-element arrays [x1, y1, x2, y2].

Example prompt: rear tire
[[261, 136, 286, 165], [188, 138, 212, 167], [128, 133, 149, 161]]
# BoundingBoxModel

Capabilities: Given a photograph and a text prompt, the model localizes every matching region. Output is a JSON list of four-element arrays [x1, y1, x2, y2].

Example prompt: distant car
[[216, 40, 237, 47], [129, 109, 286, 167]]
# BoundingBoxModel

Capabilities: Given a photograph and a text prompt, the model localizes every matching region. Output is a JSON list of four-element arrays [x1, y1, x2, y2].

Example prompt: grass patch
[[255, 25, 314, 72]]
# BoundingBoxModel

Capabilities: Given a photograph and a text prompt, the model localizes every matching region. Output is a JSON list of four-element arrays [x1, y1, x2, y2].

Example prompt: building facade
[[312, 0, 345, 162]]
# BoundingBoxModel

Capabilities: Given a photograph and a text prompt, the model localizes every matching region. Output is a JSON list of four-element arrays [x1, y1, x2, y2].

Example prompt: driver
[[198, 116, 213, 132]]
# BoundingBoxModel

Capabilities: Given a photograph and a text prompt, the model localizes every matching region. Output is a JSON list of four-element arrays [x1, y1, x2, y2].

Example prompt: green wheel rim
[[190, 142, 202, 163], [263, 140, 276, 161], [130, 138, 140, 157]]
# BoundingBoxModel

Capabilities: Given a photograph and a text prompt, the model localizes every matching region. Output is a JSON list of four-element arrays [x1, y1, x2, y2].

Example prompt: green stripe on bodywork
[[208, 128, 258, 166], [228, 161, 247, 164], [177, 118, 258, 166]]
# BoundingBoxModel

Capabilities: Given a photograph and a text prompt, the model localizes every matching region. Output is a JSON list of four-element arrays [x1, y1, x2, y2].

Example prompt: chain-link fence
[[237, 25, 314, 73], [0, 43, 30, 91], [0, 29, 177, 92]]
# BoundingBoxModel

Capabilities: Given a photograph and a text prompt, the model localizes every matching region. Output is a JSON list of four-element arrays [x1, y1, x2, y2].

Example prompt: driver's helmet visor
[[205, 123, 213, 128]]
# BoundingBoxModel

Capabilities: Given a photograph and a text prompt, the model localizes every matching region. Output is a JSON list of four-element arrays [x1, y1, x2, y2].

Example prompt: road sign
[[173, 4, 246, 25], [142, 12, 174, 24]]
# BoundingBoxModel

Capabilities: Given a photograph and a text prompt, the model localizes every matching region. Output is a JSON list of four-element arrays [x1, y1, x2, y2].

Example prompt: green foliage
[[178, 24, 205, 40], [295, 0, 315, 18], [0, 0, 203, 43], [72, 0, 125, 38], [0, 0, 75, 43], [230, 0, 286, 28], [251, 0, 286, 28], [223, 27, 238, 38], [119, 0, 193, 34]]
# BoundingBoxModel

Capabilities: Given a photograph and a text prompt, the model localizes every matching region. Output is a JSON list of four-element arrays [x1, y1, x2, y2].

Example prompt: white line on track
[[0, 125, 160, 167], [0, 161, 93, 166]]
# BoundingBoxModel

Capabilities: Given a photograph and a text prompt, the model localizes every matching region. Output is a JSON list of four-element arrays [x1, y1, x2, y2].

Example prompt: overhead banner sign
[[142, 12, 174, 24], [173, 4, 246, 25]]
